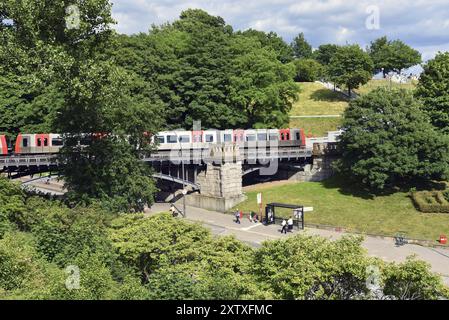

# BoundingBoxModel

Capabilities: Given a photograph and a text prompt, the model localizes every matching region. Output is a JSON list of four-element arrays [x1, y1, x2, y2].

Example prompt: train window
[[223, 134, 232, 142], [179, 135, 190, 143], [205, 135, 214, 143], [52, 139, 64, 146], [246, 135, 256, 142], [257, 133, 267, 141], [156, 136, 165, 144], [44, 138, 48, 146], [37, 138, 42, 147], [269, 134, 279, 141], [296, 132, 300, 140], [23, 138, 28, 147], [167, 135, 177, 144]]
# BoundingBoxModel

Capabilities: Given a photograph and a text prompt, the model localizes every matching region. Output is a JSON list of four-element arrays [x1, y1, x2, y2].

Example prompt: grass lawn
[[236, 176, 449, 241], [290, 117, 343, 137], [356, 79, 418, 95], [291, 82, 349, 116]]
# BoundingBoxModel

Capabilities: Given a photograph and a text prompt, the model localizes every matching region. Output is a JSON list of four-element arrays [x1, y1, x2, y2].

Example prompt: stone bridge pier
[[177, 144, 246, 212]]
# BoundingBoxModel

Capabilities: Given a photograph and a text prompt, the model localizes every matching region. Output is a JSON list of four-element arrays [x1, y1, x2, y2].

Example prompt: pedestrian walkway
[[147, 203, 449, 285], [316, 80, 359, 99]]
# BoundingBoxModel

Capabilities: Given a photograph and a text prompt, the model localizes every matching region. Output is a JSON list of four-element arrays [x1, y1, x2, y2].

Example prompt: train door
[[233, 130, 245, 144], [192, 131, 203, 143], [279, 129, 290, 141], [35, 134, 50, 154], [299, 129, 306, 147], [0, 135, 7, 155]]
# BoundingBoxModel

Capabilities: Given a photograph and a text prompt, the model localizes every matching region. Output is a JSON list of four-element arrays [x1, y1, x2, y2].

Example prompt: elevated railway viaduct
[[1, 137, 340, 212]]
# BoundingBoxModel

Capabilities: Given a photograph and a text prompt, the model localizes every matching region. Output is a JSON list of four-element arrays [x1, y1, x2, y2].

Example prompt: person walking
[[288, 218, 294, 232], [281, 219, 287, 234], [235, 210, 241, 224]]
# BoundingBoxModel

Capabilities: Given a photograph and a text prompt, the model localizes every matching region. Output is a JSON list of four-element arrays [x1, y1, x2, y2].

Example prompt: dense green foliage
[[368, 36, 422, 77], [112, 10, 299, 129], [335, 88, 449, 191], [0, 178, 447, 300], [415, 52, 449, 132], [0, 0, 114, 137], [293, 58, 324, 82], [239, 29, 295, 64], [328, 45, 374, 96], [1, 0, 161, 212], [291, 33, 313, 59], [313, 44, 340, 66]]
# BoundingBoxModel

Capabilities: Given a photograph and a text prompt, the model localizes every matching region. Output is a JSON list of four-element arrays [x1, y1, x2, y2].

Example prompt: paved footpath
[[148, 203, 449, 286]]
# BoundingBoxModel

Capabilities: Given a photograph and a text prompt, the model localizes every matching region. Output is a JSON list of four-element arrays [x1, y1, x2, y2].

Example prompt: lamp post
[[175, 131, 187, 218]]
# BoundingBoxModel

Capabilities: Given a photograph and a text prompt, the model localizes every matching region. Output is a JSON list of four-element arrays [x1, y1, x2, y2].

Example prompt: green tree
[[368, 37, 422, 77], [0, 232, 66, 299], [0, 0, 114, 133], [240, 29, 294, 63], [328, 45, 374, 96], [113, 10, 297, 130], [109, 213, 264, 299], [415, 52, 449, 132], [293, 58, 324, 82], [335, 88, 449, 191], [313, 44, 340, 65], [291, 33, 313, 59], [252, 234, 374, 299], [228, 35, 299, 128], [1, 0, 160, 211], [0, 178, 25, 238], [0, 74, 64, 136], [382, 257, 449, 300]]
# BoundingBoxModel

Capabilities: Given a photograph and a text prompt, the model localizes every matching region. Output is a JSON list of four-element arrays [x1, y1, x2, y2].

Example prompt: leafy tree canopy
[[328, 45, 374, 96], [291, 32, 313, 59], [415, 52, 449, 132], [368, 36, 422, 76], [313, 44, 340, 66], [293, 58, 324, 82], [112, 10, 298, 130], [335, 88, 449, 191]]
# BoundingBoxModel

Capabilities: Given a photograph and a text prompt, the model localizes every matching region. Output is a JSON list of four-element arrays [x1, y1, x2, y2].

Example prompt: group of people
[[281, 218, 294, 234], [234, 209, 260, 224]]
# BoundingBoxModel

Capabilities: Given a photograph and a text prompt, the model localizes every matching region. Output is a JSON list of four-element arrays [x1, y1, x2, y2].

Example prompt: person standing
[[281, 219, 287, 234], [288, 218, 294, 232], [170, 204, 176, 217]]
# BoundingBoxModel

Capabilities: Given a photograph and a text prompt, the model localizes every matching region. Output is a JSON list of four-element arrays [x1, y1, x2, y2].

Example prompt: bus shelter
[[264, 203, 304, 230]]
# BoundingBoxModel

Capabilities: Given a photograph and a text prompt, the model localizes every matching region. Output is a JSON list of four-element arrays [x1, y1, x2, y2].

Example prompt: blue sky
[[111, 0, 449, 61]]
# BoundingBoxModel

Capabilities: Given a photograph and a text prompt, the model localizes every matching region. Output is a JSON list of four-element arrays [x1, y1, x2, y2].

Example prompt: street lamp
[[175, 130, 187, 218]]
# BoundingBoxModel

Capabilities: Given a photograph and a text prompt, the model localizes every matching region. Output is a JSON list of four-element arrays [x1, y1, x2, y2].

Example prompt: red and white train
[[0, 128, 307, 156]]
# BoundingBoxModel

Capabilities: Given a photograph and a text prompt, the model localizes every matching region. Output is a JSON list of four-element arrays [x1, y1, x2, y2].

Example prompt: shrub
[[411, 191, 449, 213]]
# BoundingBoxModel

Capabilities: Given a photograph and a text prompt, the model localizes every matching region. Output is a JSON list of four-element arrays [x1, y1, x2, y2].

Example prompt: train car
[[155, 130, 193, 150], [0, 135, 7, 156], [14, 133, 63, 154]]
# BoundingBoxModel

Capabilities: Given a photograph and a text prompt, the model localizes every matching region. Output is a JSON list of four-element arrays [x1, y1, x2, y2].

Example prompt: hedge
[[411, 191, 449, 213]]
